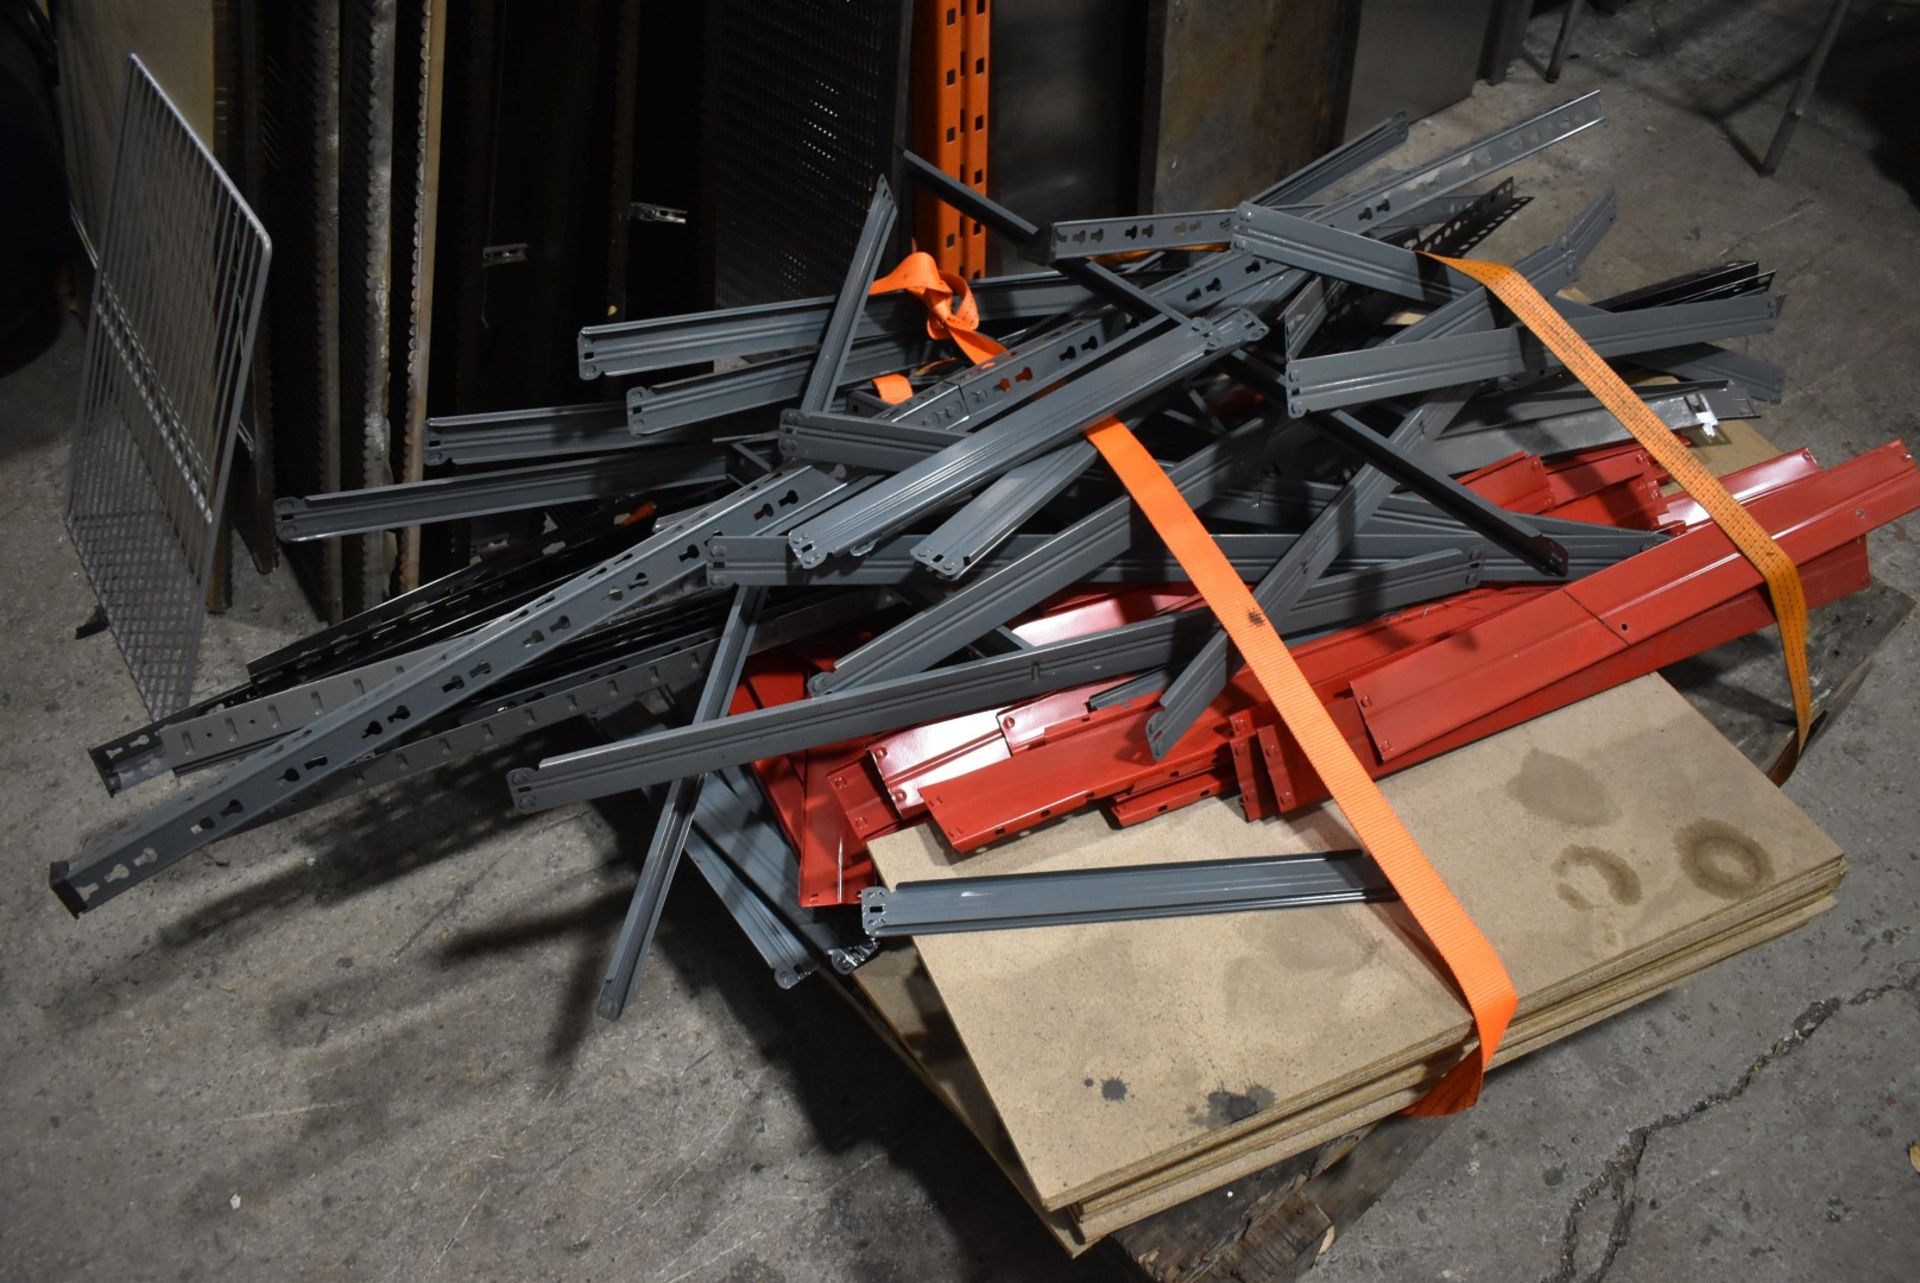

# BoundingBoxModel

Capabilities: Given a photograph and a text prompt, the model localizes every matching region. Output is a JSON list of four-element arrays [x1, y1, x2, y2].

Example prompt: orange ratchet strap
[[871, 253, 1516, 1113], [1424, 253, 1813, 779]]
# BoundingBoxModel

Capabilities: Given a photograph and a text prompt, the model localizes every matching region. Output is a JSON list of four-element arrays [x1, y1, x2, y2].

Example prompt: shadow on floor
[[432, 786, 1116, 1280], [1530, 1, 1920, 197]]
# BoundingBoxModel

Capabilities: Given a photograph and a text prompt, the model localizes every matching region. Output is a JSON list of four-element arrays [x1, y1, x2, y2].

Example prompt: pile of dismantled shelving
[[57, 91, 1920, 1039]]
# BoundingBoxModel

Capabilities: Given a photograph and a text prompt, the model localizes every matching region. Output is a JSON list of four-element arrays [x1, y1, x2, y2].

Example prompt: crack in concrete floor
[[1543, 959, 1920, 1283]]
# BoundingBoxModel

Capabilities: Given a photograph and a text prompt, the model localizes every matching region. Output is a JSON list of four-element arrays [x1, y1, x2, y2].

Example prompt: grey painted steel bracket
[[785, 309, 1267, 568], [1313, 92, 1604, 231], [592, 585, 765, 1020], [1372, 189, 1514, 235], [1038, 208, 1243, 264], [876, 309, 1135, 433], [777, 411, 967, 471], [1232, 204, 1481, 305], [627, 335, 923, 436], [1227, 351, 1569, 576], [802, 178, 899, 414], [684, 831, 818, 989], [859, 851, 1392, 937], [589, 711, 823, 992], [1283, 294, 1782, 414], [1028, 109, 1413, 269], [509, 549, 1491, 812], [696, 765, 875, 975], [161, 643, 440, 772], [1146, 393, 1475, 758], [239, 500, 670, 686], [513, 611, 1219, 803], [1626, 343, 1785, 404], [426, 402, 635, 466], [708, 525, 1651, 590], [900, 149, 1570, 579], [1144, 187, 1628, 755], [256, 588, 887, 821], [804, 419, 1276, 693], [1277, 180, 1534, 357], [1201, 475, 1666, 546], [1252, 112, 1410, 206], [1448, 378, 1742, 430], [273, 442, 743, 541], [51, 466, 847, 915], [1379, 189, 1619, 350], [577, 271, 1125, 380], [911, 439, 1100, 578], [1426, 388, 1742, 475]]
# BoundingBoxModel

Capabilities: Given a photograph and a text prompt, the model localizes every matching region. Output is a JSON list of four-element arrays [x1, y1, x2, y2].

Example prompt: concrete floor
[[3, 3, 1918, 1280]]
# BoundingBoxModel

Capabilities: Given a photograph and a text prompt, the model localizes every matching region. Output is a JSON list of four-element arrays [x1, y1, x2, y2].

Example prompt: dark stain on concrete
[[1192, 1084, 1277, 1129], [1100, 1077, 1129, 1102], [1554, 845, 1644, 910], [1677, 820, 1774, 899], [1506, 749, 1621, 828]]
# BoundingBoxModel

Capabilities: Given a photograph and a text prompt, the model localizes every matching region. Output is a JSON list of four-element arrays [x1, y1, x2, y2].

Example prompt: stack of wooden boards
[[844, 673, 1845, 1250]]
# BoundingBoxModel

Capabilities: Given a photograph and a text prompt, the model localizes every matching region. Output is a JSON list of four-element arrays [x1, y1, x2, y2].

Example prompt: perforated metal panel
[[338, 0, 401, 613], [259, 0, 346, 621], [704, 0, 912, 307], [65, 56, 272, 717]]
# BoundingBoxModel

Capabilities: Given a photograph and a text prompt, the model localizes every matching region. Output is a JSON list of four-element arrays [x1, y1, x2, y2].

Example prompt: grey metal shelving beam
[[910, 439, 1100, 578], [1145, 395, 1472, 757], [255, 588, 885, 819], [1039, 208, 1243, 264], [900, 148, 1572, 580], [802, 179, 899, 413], [273, 442, 744, 541], [1283, 294, 1781, 414], [708, 523, 1652, 590], [876, 309, 1136, 433], [511, 611, 1216, 805], [777, 411, 967, 471], [859, 851, 1392, 937], [684, 831, 818, 989], [803, 419, 1274, 693], [51, 466, 847, 915], [627, 335, 923, 436], [1145, 188, 1630, 756], [1273, 180, 1529, 357], [425, 402, 636, 466], [1252, 112, 1411, 205], [1232, 204, 1481, 306], [785, 309, 1266, 567], [1426, 387, 1740, 476], [593, 584, 765, 1021], [578, 271, 1127, 380], [695, 765, 876, 975]]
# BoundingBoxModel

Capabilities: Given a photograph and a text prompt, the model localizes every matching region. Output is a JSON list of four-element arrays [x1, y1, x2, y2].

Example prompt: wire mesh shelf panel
[[64, 55, 272, 718]]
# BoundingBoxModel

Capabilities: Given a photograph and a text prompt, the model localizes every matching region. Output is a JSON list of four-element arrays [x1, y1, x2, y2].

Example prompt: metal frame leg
[[1761, 0, 1855, 176], [1546, 0, 1587, 83]]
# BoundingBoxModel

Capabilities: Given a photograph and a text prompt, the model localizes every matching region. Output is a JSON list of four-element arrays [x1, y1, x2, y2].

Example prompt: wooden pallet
[[1104, 574, 1913, 1282]]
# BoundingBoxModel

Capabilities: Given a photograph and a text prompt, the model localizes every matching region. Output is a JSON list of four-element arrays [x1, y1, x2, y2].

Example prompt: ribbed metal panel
[[337, 0, 401, 613], [260, 0, 346, 620]]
